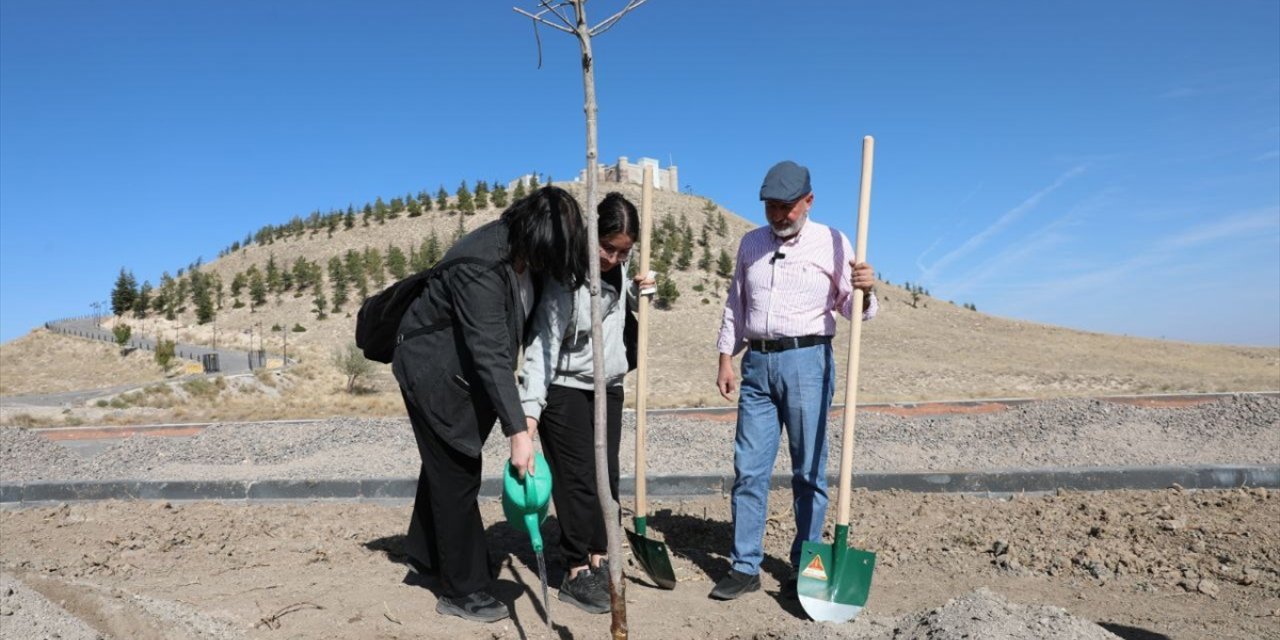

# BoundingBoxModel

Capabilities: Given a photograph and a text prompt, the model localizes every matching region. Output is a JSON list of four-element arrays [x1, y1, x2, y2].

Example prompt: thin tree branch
[[590, 0, 649, 37], [512, 7, 575, 34], [538, 0, 576, 31]]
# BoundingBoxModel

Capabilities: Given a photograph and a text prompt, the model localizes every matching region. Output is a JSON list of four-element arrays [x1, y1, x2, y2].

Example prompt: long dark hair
[[598, 192, 639, 241], [502, 186, 588, 288]]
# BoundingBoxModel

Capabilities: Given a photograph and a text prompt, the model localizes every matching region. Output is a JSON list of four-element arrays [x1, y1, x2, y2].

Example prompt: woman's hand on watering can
[[509, 430, 536, 479]]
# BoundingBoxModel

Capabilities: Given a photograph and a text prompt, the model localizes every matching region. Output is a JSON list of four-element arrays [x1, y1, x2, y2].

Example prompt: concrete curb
[[2, 464, 1276, 506]]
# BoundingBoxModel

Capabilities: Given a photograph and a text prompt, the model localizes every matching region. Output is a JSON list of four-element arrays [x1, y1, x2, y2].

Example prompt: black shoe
[[709, 569, 760, 600], [435, 591, 510, 623], [559, 568, 610, 614]]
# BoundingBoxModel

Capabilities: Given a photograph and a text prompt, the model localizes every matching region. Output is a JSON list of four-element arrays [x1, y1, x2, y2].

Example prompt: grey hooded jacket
[[519, 268, 635, 422]]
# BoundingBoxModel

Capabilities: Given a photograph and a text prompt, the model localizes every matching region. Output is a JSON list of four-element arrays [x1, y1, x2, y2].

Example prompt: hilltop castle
[[509, 156, 680, 193]]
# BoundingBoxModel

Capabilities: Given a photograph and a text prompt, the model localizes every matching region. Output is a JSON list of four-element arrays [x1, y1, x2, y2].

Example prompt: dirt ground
[[3, 487, 1277, 640]]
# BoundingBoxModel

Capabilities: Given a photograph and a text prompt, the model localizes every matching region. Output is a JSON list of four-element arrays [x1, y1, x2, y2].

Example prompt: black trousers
[[539, 384, 622, 568], [401, 390, 494, 598]]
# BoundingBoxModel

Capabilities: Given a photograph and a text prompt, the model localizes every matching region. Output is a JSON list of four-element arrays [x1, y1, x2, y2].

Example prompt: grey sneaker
[[435, 591, 510, 623], [559, 568, 610, 614]]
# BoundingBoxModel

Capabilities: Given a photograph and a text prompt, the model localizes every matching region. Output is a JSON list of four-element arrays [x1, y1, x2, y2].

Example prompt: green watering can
[[502, 452, 552, 552]]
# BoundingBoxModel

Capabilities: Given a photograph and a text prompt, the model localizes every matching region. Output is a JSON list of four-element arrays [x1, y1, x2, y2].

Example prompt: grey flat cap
[[759, 160, 811, 202]]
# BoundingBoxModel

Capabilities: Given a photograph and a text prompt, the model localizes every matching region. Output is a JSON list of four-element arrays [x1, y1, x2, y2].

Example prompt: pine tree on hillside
[[345, 249, 369, 300], [134, 282, 153, 319], [291, 258, 311, 293], [456, 181, 475, 214], [529, 173, 540, 189], [659, 238, 675, 274], [364, 247, 386, 288], [474, 180, 490, 210], [699, 241, 713, 272], [425, 232, 442, 267], [362, 204, 373, 227], [344, 206, 355, 230], [110, 268, 138, 316], [716, 249, 734, 278], [436, 186, 448, 211], [265, 254, 282, 293], [374, 197, 388, 224], [656, 276, 680, 309], [677, 224, 694, 270], [158, 272, 178, 320], [328, 256, 348, 312], [492, 182, 509, 208], [453, 214, 466, 242], [192, 272, 215, 324], [407, 198, 422, 218], [174, 277, 189, 313], [418, 189, 433, 212], [512, 180, 527, 201], [248, 268, 267, 310], [312, 289, 328, 320], [386, 245, 408, 280]]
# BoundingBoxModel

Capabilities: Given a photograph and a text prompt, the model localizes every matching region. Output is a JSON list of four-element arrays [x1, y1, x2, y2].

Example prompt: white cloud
[[920, 166, 1085, 283]]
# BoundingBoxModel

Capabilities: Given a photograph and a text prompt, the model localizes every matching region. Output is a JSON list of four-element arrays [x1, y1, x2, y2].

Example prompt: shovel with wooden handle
[[797, 136, 878, 622], [625, 165, 677, 589]]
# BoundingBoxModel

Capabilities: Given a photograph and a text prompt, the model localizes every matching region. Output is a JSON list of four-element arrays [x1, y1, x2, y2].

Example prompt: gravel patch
[[0, 573, 101, 640], [1, 395, 1276, 483]]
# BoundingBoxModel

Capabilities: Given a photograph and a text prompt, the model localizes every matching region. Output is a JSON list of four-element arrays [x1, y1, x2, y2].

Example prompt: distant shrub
[[333, 341, 375, 393], [112, 324, 132, 347], [292, 323, 307, 332], [155, 339, 176, 371]]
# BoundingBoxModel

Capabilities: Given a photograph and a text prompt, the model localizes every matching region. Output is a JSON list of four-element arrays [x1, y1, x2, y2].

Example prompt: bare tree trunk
[[513, 3, 650, 636], [569, 5, 628, 637]]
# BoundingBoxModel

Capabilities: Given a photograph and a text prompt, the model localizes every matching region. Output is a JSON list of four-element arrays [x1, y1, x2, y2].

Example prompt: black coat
[[392, 220, 539, 457]]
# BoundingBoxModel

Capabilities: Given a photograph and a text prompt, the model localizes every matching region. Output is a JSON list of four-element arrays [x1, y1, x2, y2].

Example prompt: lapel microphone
[[770, 251, 786, 264]]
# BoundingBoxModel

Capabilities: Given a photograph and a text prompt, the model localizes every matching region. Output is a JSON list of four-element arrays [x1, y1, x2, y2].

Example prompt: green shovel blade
[[797, 527, 876, 622], [625, 516, 676, 589]]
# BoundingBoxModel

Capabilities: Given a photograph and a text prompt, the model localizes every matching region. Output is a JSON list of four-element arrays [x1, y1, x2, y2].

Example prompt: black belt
[[747, 335, 831, 353]]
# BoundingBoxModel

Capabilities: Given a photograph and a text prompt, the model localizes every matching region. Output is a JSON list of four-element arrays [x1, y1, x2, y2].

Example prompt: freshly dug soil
[[2, 487, 1277, 640]]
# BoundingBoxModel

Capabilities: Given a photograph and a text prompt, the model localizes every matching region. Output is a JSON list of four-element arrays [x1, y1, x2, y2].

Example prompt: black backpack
[[355, 257, 498, 364]]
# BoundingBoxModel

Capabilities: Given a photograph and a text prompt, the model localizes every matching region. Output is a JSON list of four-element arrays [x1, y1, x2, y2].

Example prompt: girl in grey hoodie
[[518, 192, 653, 614]]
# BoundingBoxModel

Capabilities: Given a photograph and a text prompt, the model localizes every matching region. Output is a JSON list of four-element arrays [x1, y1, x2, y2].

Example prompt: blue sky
[[2, 1, 1277, 346]]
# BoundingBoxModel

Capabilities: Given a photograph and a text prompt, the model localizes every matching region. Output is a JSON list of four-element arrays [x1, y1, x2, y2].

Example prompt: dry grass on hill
[[2, 184, 1277, 425], [0, 329, 169, 396]]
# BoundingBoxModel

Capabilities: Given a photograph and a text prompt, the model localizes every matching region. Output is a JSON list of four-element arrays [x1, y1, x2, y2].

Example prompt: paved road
[[45, 317, 276, 376], [0, 317, 284, 408]]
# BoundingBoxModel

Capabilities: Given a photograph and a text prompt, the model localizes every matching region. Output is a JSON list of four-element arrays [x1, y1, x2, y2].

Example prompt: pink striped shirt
[[717, 219, 878, 355]]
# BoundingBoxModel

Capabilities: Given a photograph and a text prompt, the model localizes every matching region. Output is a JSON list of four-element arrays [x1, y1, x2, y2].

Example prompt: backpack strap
[[398, 256, 503, 344]]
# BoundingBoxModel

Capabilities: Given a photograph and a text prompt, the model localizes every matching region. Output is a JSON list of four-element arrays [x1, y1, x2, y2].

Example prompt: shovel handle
[[635, 166, 655, 518], [836, 136, 874, 528]]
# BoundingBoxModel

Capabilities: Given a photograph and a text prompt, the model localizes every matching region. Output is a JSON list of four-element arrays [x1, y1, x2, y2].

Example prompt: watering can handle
[[524, 466, 544, 553]]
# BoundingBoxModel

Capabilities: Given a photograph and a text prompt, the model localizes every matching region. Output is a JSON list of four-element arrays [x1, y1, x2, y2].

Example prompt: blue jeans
[[729, 343, 835, 575]]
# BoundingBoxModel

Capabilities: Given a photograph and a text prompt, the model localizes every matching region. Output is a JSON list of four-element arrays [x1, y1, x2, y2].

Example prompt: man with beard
[[710, 160, 878, 601]]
